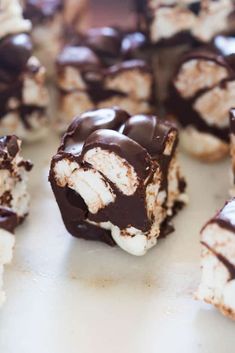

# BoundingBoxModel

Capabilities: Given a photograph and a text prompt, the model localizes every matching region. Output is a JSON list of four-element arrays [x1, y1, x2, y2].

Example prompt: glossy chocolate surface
[[24, 0, 63, 24], [50, 108, 185, 246], [0, 207, 18, 233], [166, 49, 234, 142]]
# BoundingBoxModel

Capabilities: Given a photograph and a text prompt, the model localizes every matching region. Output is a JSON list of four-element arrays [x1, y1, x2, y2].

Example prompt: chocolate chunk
[[0, 34, 32, 73], [0, 207, 18, 233], [24, 0, 63, 24], [61, 108, 130, 154], [84, 27, 122, 58], [122, 115, 177, 157], [56, 46, 101, 70], [0, 136, 19, 158]]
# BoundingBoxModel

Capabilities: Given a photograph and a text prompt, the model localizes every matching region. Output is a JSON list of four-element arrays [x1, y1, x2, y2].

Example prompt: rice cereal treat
[[136, 0, 235, 102], [0, 0, 49, 142], [49, 107, 187, 256], [56, 27, 154, 132], [166, 49, 235, 161], [0, 135, 33, 305], [197, 198, 235, 320]]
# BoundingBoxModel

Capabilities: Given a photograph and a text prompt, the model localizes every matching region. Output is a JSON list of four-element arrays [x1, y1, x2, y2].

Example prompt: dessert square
[[49, 107, 187, 256], [55, 27, 155, 132]]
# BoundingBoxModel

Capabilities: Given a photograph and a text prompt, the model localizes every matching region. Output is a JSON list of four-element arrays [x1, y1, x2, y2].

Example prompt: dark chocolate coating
[[122, 114, 177, 157], [56, 46, 101, 70], [57, 26, 153, 105], [208, 198, 235, 233], [201, 198, 235, 280], [82, 129, 152, 180], [24, 0, 63, 24], [166, 50, 233, 142], [230, 108, 235, 134], [84, 27, 122, 58], [0, 207, 18, 234], [50, 108, 185, 247], [0, 34, 32, 73], [61, 108, 130, 154], [0, 136, 19, 159]]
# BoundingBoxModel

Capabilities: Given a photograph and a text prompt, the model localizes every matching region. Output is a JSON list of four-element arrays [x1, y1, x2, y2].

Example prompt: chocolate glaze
[[0, 207, 18, 234], [122, 114, 177, 156], [84, 27, 122, 59], [50, 108, 186, 247], [24, 0, 63, 25], [60, 108, 130, 154], [166, 50, 234, 142], [0, 34, 32, 73], [57, 26, 153, 106]]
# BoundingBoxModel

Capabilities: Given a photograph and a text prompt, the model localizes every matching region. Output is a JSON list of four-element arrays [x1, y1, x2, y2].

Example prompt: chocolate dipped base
[[49, 107, 187, 256], [197, 198, 235, 320]]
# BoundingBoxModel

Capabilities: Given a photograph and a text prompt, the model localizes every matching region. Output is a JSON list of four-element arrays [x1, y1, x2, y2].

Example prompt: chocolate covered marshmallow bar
[[23, 0, 88, 77], [0, 0, 49, 141], [49, 108, 187, 256], [0, 135, 33, 305], [166, 49, 235, 161], [197, 198, 235, 320], [136, 0, 235, 102], [56, 27, 154, 132]]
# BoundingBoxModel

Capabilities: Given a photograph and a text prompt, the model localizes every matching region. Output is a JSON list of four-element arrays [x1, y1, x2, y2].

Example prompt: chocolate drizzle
[[202, 241, 235, 281], [207, 198, 235, 234]]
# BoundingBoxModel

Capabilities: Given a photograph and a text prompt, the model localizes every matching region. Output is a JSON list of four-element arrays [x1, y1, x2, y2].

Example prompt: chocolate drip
[[207, 198, 235, 233], [202, 242, 235, 281], [0, 34, 32, 73], [166, 83, 230, 143], [61, 108, 130, 154], [0, 207, 18, 234]]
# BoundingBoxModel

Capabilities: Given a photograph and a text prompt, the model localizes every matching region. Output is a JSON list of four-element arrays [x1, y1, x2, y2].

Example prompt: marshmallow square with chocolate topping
[[49, 108, 187, 256], [0, 1, 49, 141], [137, 0, 235, 45], [55, 27, 154, 132], [0, 135, 33, 306], [197, 198, 235, 320], [166, 49, 235, 161]]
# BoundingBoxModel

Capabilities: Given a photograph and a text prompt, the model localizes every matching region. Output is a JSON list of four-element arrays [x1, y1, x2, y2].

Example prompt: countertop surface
[[0, 134, 234, 353]]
